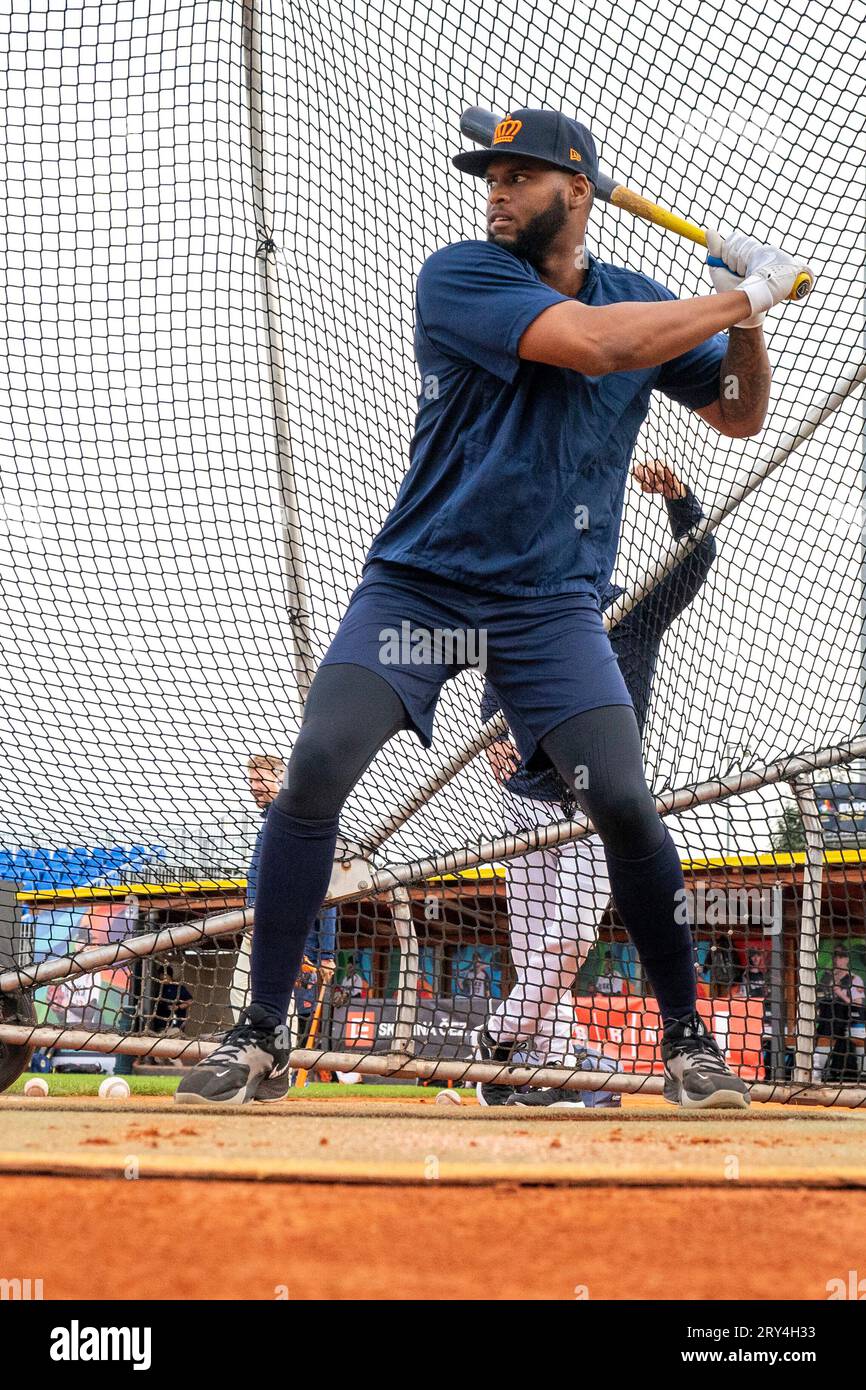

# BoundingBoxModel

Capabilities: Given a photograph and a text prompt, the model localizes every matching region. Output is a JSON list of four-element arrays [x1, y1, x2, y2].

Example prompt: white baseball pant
[[487, 787, 611, 1065]]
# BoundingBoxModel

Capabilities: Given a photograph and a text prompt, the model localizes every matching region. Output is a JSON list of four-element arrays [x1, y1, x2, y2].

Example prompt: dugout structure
[[1, 0, 865, 1102]]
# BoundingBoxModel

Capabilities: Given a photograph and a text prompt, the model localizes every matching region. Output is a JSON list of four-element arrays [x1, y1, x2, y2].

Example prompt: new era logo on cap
[[569, 147, 582, 161]]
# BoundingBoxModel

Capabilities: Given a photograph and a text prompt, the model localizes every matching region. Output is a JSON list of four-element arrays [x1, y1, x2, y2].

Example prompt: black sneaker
[[505, 1087, 585, 1110], [475, 1028, 523, 1107], [175, 1005, 288, 1105], [254, 1057, 292, 1103], [662, 1013, 751, 1110]]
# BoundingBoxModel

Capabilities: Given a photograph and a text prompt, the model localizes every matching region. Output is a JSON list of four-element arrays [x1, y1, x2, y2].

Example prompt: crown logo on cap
[[493, 114, 522, 144]]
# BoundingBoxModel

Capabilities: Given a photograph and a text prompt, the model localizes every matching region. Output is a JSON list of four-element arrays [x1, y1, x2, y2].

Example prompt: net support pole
[[241, 0, 316, 704], [359, 737, 866, 905], [2, 1023, 865, 1108], [767, 881, 786, 1081], [791, 776, 825, 1083], [389, 886, 419, 1056], [361, 360, 866, 854]]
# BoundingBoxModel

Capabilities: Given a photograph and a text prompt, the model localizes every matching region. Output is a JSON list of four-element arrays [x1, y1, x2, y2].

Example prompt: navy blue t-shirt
[[365, 241, 726, 597]]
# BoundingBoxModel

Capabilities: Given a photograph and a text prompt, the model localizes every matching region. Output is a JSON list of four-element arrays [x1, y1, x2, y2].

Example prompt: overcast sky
[[0, 0, 864, 876]]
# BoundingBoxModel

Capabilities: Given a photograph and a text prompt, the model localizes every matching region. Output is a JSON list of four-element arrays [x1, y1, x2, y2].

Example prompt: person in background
[[293, 904, 338, 1049], [292, 960, 319, 1050], [818, 945, 865, 1083], [596, 951, 625, 996], [463, 956, 492, 998], [151, 963, 192, 1033], [341, 962, 370, 998], [46, 968, 102, 1029], [737, 948, 784, 1082], [706, 931, 736, 996], [135, 963, 193, 1067], [300, 906, 337, 981], [245, 755, 288, 902], [738, 947, 766, 999]]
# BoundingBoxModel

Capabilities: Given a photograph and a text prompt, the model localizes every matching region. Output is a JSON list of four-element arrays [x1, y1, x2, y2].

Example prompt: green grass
[[9, 1073, 474, 1100]]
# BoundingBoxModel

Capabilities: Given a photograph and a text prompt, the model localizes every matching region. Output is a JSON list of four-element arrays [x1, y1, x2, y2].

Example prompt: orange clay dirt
[[3, 1178, 866, 1300], [2, 1093, 865, 1300]]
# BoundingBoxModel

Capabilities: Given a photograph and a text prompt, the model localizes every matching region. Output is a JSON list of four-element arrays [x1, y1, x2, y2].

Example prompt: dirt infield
[[2, 1095, 866, 1185], [3, 1177, 865, 1300], [3, 1094, 865, 1299]]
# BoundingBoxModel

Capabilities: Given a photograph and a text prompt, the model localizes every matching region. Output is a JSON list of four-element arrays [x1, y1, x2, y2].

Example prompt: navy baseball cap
[[453, 108, 598, 185]]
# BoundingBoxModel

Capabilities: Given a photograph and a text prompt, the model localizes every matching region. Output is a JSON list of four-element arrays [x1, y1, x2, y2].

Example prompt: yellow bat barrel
[[610, 186, 813, 302]]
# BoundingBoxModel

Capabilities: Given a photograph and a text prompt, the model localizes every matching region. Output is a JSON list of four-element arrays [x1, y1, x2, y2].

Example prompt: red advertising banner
[[574, 996, 765, 1078], [343, 996, 765, 1078]]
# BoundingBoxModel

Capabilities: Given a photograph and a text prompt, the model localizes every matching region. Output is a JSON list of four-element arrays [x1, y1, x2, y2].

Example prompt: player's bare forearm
[[712, 326, 771, 435], [519, 292, 758, 377]]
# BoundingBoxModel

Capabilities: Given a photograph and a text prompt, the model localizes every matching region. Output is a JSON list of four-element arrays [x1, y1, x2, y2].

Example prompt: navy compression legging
[[250, 662, 696, 1026]]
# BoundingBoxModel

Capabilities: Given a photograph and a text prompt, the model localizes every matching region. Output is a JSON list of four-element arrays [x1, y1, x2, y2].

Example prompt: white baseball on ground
[[23, 1076, 49, 1097], [435, 1088, 462, 1105], [98, 1076, 131, 1099]]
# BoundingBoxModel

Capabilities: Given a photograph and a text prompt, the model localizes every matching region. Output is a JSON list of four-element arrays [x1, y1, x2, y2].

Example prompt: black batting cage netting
[[1, 0, 865, 1101]]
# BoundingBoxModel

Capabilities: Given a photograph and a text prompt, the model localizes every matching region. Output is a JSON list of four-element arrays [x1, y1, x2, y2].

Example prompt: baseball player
[[178, 106, 811, 1109], [477, 459, 718, 1107]]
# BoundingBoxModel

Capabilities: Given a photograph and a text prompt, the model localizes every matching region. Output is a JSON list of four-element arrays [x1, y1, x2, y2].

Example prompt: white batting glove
[[705, 228, 813, 328], [705, 229, 767, 327]]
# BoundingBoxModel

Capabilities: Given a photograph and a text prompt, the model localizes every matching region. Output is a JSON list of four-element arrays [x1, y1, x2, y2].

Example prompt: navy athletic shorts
[[319, 560, 634, 769]]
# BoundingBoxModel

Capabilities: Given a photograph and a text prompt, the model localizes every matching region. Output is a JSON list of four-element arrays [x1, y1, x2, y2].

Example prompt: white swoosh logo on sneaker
[[213, 1068, 232, 1077]]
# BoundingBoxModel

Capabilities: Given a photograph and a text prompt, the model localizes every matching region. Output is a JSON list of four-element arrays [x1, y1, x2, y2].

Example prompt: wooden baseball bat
[[294, 978, 327, 1089], [459, 107, 813, 302]]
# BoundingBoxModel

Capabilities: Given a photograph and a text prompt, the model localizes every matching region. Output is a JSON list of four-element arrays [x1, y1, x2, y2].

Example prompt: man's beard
[[488, 190, 568, 266]]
